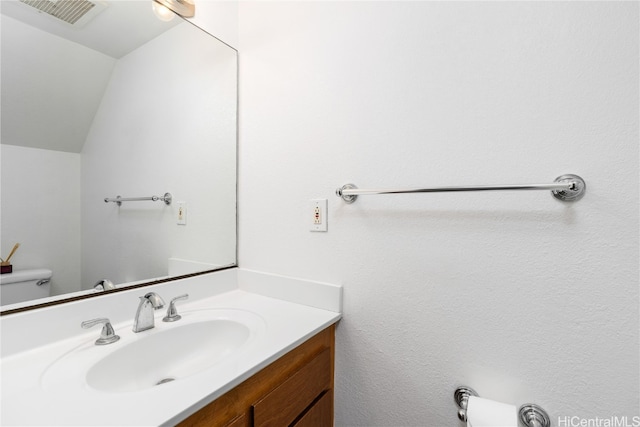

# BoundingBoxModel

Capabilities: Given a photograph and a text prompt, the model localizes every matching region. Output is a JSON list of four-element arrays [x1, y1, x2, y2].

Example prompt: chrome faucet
[[132, 292, 165, 332]]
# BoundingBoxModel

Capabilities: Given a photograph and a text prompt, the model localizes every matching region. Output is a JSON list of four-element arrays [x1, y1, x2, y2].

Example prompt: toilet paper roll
[[466, 396, 517, 427]]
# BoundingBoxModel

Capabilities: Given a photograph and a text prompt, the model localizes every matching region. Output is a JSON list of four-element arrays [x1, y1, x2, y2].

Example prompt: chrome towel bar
[[336, 174, 585, 204], [104, 192, 172, 206]]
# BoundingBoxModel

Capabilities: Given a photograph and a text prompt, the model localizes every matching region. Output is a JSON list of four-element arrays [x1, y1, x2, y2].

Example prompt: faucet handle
[[94, 279, 115, 291], [163, 294, 189, 322], [81, 318, 120, 345]]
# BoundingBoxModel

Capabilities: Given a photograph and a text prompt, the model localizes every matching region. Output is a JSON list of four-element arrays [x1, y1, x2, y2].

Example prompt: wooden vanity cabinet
[[178, 324, 335, 427]]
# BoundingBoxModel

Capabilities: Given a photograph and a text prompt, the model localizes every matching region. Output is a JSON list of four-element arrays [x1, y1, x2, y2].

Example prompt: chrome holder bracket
[[454, 386, 550, 427], [519, 404, 551, 427], [552, 174, 586, 202], [336, 183, 358, 204], [454, 386, 479, 422]]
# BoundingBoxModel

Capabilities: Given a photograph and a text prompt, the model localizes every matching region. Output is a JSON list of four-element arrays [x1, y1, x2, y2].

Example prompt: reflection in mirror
[[0, 0, 237, 311]]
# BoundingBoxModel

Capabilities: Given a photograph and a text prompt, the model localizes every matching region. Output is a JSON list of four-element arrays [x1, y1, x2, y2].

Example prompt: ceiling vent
[[18, 0, 107, 27]]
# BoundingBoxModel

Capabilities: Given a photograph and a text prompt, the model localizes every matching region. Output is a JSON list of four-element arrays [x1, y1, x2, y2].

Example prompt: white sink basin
[[41, 309, 266, 393], [87, 319, 249, 392]]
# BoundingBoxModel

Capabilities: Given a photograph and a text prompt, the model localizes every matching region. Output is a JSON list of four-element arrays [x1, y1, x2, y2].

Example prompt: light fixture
[[152, 0, 194, 19], [152, 1, 175, 22]]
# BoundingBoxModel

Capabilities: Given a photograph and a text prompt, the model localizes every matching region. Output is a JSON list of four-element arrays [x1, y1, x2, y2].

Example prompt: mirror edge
[[0, 266, 237, 316]]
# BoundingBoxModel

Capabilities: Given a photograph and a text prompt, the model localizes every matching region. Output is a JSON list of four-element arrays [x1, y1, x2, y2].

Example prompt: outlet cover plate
[[310, 199, 327, 232]]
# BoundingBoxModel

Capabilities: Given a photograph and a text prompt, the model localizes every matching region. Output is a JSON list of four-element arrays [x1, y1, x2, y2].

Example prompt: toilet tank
[[0, 269, 52, 306]]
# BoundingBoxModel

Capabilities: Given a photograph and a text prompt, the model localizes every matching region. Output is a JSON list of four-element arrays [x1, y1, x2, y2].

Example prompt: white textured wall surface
[[81, 22, 237, 288], [235, 2, 639, 425], [0, 145, 81, 297]]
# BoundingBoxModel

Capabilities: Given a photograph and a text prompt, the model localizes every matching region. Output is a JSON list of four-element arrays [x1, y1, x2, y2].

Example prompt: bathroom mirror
[[0, 0, 237, 312]]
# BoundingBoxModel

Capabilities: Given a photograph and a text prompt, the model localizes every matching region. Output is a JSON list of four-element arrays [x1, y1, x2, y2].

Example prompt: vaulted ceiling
[[1, 0, 180, 153]]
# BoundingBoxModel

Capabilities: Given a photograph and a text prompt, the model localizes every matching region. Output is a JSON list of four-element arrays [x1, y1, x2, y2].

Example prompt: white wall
[[81, 22, 237, 288], [236, 2, 639, 425], [0, 145, 81, 297], [190, 0, 238, 49]]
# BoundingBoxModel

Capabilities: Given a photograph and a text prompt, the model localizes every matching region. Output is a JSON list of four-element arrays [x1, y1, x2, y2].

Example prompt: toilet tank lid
[[0, 269, 53, 285]]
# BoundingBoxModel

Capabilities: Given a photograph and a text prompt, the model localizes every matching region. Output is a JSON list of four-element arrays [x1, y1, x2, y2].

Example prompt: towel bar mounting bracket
[[550, 174, 586, 202]]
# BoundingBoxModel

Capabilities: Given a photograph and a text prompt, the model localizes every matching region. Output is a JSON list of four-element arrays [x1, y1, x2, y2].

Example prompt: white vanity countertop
[[0, 268, 342, 426]]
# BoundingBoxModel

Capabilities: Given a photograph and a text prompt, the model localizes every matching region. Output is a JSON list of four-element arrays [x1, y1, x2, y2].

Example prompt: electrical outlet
[[314, 206, 321, 224], [310, 199, 327, 232], [176, 202, 187, 225]]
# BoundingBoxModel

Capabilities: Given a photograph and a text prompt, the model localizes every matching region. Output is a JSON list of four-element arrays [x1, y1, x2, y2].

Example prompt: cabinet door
[[253, 347, 331, 427], [178, 325, 335, 427]]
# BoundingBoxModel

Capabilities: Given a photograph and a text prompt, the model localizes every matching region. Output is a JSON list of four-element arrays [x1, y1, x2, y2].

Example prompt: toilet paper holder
[[454, 386, 551, 427]]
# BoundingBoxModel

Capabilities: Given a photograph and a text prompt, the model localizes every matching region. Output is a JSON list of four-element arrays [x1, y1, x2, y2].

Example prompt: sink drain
[[156, 377, 176, 386]]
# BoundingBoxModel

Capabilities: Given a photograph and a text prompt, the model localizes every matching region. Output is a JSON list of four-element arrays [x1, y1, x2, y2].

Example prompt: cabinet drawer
[[224, 413, 247, 427], [253, 347, 331, 427], [292, 389, 333, 427]]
